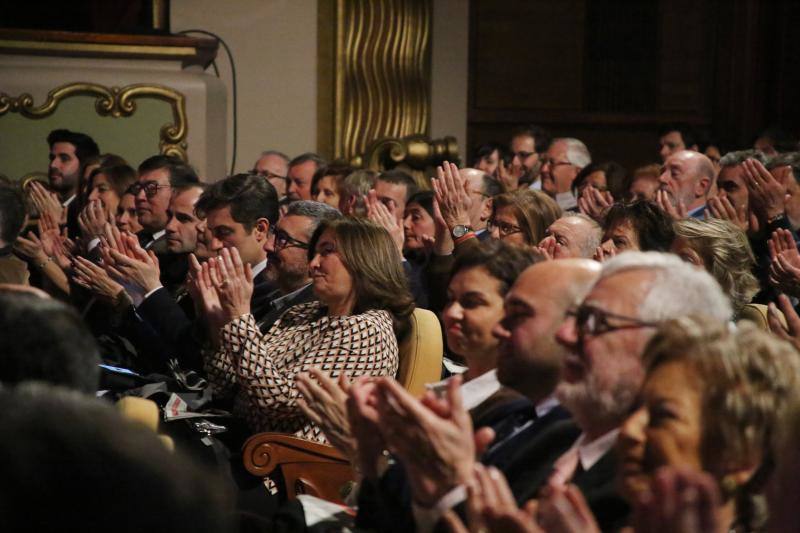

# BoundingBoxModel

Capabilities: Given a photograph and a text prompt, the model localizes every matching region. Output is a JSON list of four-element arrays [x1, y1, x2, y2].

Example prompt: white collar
[[62, 194, 76, 207], [535, 395, 560, 419], [570, 429, 620, 472], [458, 369, 502, 411], [251, 258, 268, 278], [144, 229, 166, 249]]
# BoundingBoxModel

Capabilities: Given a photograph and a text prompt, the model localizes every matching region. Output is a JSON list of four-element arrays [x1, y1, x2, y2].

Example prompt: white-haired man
[[541, 137, 591, 211]]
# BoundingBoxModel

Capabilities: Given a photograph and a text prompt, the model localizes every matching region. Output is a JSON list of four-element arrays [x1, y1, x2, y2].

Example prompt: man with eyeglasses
[[540, 138, 591, 212], [252, 150, 290, 200], [258, 200, 341, 331], [509, 125, 551, 190]]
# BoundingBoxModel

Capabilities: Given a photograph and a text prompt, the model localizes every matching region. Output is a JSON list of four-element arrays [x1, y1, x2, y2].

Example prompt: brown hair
[[308, 218, 415, 340], [87, 164, 138, 199], [491, 189, 561, 245]]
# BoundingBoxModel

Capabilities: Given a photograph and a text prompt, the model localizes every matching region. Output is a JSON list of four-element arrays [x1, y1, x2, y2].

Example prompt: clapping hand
[[366, 190, 405, 254], [297, 369, 355, 460], [577, 185, 613, 223], [208, 247, 253, 324], [656, 189, 688, 221], [432, 161, 473, 233]]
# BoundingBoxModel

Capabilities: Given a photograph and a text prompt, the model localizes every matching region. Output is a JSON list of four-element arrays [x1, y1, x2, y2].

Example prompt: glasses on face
[[511, 150, 535, 161], [541, 157, 574, 169], [274, 229, 309, 250], [253, 169, 287, 182], [130, 181, 171, 198], [566, 305, 659, 339], [487, 217, 523, 237]]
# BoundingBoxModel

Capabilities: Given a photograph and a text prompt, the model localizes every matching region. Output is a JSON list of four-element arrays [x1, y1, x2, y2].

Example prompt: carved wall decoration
[[0, 82, 188, 161], [319, 0, 433, 164]]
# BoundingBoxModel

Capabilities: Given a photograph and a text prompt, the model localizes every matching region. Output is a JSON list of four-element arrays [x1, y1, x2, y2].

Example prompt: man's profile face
[[658, 152, 704, 208], [541, 141, 579, 196], [205, 205, 267, 266], [254, 154, 288, 198], [510, 135, 539, 182], [264, 214, 313, 290], [134, 168, 172, 233], [716, 165, 749, 213], [164, 187, 203, 253], [659, 131, 685, 162], [48, 142, 80, 195], [286, 160, 317, 202], [374, 179, 408, 224]]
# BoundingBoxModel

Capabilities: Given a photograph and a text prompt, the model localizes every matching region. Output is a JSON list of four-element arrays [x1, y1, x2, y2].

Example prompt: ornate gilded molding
[[0, 82, 188, 160], [319, 0, 432, 163], [360, 134, 459, 170]]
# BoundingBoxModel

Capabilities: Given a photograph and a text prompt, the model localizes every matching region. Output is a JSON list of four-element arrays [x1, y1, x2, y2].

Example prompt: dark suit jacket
[[251, 270, 278, 323], [137, 286, 203, 372], [255, 283, 317, 333]]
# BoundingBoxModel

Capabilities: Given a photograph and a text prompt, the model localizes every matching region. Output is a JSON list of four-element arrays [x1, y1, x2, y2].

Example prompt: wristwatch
[[451, 225, 473, 239]]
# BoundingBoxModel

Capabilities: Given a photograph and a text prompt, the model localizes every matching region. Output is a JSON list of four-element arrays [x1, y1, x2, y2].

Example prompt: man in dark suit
[[132, 155, 200, 294], [46, 129, 100, 239], [194, 173, 280, 322], [354, 259, 601, 532]]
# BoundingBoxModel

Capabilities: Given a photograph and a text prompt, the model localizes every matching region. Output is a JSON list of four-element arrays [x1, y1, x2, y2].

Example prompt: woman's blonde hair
[[673, 218, 759, 315], [308, 217, 415, 340], [643, 315, 800, 530], [492, 189, 561, 245]]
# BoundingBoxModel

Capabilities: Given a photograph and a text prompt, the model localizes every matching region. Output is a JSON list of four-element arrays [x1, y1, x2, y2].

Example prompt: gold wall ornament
[[0, 82, 188, 161], [319, 0, 432, 163], [361, 134, 459, 170]]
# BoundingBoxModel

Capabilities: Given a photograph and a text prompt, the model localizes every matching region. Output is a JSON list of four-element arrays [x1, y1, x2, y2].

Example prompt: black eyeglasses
[[487, 218, 523, 237], [130, 181, 171, 198], [566, 305, 659, 339], [274, 229, 309, 250]]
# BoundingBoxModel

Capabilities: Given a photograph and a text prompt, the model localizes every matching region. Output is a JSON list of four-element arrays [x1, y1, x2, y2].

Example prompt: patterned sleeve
[[229, 309, 399, 429], [203, 313, 260, 400]]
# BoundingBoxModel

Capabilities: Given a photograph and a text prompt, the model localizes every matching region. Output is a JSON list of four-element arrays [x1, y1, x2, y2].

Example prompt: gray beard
[[556, 372, 637, 433]]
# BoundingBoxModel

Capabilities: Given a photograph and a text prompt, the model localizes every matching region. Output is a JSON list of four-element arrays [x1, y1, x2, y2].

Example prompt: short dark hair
[[195, 173, 279, 230], [603, 200, 675, 252], [0, 185, 26, 244], [0, 384, 233, 532], [289, 152, 327, 170], [658, 123, 697, 149], [406, 190, 434, 218], [510, 124, 552, 154], [137, 155, 199, 188], [377, 169, 419, 203], [449, 239, 543, 295], [571, 161, 629, 200], [46, 129, 100, 168], [0, 292, 100, 393], [471, 142, 507, 167]]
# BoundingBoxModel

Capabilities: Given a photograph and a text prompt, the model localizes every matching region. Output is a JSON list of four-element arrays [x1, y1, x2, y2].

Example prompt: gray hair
[[558, 138, 592, 169], [600, 251, 732, 322], [259, 150, 290, 163], [719, 149, 767, 168], [481, 173, 504, 197], [339, 169, 378, 217], [560, 213, 601, 257], [284, 200, 343, 237], [766, 151, 800, 183]]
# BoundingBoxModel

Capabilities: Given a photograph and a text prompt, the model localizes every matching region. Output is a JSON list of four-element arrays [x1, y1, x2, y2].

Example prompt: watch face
[[453, 225, 469, 238]]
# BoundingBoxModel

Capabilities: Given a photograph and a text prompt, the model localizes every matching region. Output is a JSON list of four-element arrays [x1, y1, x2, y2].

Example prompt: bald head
[[494, 259, 601, 400], [659, 150, 714, 211]]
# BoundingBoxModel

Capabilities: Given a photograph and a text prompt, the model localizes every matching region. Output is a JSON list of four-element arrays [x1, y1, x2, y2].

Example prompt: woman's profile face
[[403, 202, 435, 251], [670, 236, 705, 269], [442, 266, 505, 360], [616, 360, 704, 502], [308, 228, 355, 310], [314, 175, 340, 209], [87, 173, 121, 217], [476, 149, 500, 176], [601, 219, 639, 253], [489, 205, 528, 246]]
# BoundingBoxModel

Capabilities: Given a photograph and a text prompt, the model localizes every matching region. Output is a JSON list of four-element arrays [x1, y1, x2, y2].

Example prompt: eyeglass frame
[[565, 304, 659, 341], [487, 217, 524, 237], [129, 181, 171, 198], [273, 228, 309, 250], [540, 157, 575, 169]]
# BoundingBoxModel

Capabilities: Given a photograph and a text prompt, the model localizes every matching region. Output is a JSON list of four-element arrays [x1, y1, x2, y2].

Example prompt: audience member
[[197, 217, 414, 441], [658, 123, 698, 162], [487, 189, 561, 247], [402, 190, 435, 255], [46, 129, 100, 237], [541, 137, 591, 211], [571, 161, 629, 201], [286, 152, 326, 202], [537, 213, 602, 259], [0, 185, 29, 285], [374, 169, 419, 225], [507, 125, 551, 189], [310, 163, 355, 209], [628, 163, 661, 201], [252, 150, 290, 199], [338, 169, 378, 217], [471, 142, 506, 178], [656, 150, 714, 218], [597, 200, 675, 258], [115, 185, 143, 234]]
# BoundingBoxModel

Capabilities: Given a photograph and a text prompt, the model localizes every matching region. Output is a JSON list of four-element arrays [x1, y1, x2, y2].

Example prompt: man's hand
[[72, 256, 125, 302], [743, 158, 787, 221], [209, 247, 254, 323], [768, 295, 800, 353], [534, 236, 557, 260], [28, 181, 65, 225], [432, 161, 473, 232], [366, 190, 405, 254], [536, 484, 601, 533], [705, 195, 755, 233], [655, 189, 688, 221], [577, 186, 613, 224], [104, 233, 163, 294], [496, 159, 519, 192], [374, 376, 488, 507]]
